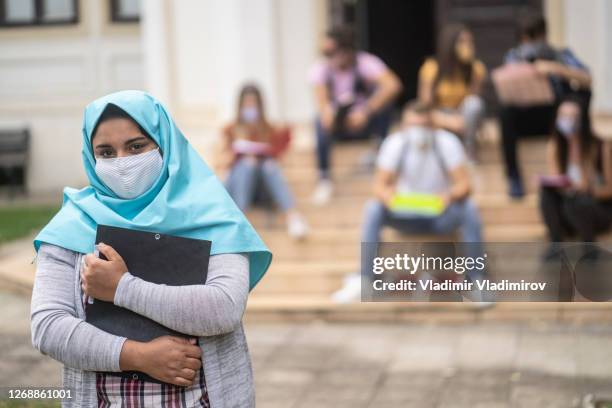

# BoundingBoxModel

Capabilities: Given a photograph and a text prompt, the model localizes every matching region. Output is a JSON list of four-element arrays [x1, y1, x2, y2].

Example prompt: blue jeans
[[225, 157, 294, 211], [361, 198, 482, 243], [459, 95, 485, 156], [315, 107, 392, 180], [361, 198, 485, 281]]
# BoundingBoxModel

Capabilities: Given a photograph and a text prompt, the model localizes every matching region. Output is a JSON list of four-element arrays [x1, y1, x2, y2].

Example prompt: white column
[[169, 0, 282, 124], [276, 0, 321, 122], [145, 0, 323, 129], [599, 1, 612, 112], [563, 0, 612, 113], [140, 0, 173, 109], [544, 0, 564, 48]]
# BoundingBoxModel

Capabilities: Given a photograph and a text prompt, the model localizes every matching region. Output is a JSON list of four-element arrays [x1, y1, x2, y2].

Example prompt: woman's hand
[[120, 337, 202, 387], [81, 242, 128, 302]]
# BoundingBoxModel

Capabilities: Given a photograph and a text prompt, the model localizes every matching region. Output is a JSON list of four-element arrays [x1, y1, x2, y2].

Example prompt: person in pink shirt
[[309, 25, 402, 205]]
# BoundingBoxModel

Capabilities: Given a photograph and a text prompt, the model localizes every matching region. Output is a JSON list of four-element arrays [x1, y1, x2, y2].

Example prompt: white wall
[[562, 0, 612, 113], [0, 0, 322, 193], [0, 0, 143, 193], [5, 0, 611, 195], [142, 0, 321, 129]]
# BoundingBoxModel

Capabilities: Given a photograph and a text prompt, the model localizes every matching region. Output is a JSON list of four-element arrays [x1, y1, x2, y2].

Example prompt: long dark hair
[[236, 83, 269, 124], [552, 94, 601, 172], [434, 24, 473, 89], [234, 83, 273, 141]]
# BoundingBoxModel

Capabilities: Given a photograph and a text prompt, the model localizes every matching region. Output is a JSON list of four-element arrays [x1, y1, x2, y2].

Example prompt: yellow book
[[389, 193, 445, 216]]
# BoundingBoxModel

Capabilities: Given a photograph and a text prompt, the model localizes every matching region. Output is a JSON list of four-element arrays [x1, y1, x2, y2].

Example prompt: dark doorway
[[365, 0, 435, 104], [329, 0, 544, 110], [436, 0, 543, 111], [436, 0, 543, 69], [330, 0, 435, 105]]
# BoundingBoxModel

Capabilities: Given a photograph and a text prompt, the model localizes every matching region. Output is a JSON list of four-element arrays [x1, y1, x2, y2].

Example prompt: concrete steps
[[4, 125, 609, 322], [244, 134, 563, 318], [244, 297, 612, 324]]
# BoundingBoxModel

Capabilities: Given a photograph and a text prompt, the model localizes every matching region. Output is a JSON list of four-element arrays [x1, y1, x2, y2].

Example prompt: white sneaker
[[287, 213, 308, 240], [312, 179, 333, 206], [331, 273, 362, 303]]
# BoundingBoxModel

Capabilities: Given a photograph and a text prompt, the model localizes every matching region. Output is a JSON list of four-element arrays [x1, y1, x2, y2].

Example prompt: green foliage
[[0, 206, 58, 244]]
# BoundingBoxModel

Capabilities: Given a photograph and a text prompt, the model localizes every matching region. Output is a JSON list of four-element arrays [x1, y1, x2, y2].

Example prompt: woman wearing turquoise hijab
[[30, 90, 271, 407]]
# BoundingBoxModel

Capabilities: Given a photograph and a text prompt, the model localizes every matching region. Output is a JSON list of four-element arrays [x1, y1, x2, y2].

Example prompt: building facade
[[0, 0, 611, 193]]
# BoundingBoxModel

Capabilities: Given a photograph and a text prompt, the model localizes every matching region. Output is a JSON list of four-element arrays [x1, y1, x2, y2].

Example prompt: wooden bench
[[0, 129, 30, 197]]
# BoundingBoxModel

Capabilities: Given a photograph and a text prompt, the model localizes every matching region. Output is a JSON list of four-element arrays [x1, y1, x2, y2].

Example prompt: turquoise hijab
[[34, 90, 271, 290]]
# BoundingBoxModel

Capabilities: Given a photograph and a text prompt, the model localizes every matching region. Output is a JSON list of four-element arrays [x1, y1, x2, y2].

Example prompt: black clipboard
[[85, 224, 211, 383]]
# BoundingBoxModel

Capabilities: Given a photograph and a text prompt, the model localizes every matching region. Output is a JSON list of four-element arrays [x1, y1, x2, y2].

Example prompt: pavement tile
[[517, 330, 578, 377], [2, 291, 612, 407]]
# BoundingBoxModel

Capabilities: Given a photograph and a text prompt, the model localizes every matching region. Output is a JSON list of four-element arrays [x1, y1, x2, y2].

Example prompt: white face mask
[[556, 117, 578, 138], [95, 148, 163, 199], [406, 125, 434, 150], [240, 106, 259, 123]]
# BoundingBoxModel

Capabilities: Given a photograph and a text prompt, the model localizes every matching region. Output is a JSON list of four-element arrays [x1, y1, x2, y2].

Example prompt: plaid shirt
[[95, 370, 210, 408], [83, 294, 210, 407]]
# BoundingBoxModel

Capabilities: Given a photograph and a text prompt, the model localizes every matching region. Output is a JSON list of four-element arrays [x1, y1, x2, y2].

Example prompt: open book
[[389, 193, 445, 217]]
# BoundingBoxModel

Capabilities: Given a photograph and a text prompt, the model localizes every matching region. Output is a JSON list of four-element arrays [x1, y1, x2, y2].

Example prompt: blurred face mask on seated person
[[240, 107, 260, 123], [556, 101, 581, 138], [455, 30, 475, 63], [402, 109, 434, 148], [240, 92, 262, 124], [92, 117, 163, 199]]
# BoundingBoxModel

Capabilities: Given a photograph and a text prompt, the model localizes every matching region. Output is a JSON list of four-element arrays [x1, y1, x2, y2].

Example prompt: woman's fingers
[[184, 357, 202, 371], [172, 376, 193, 387], [179, 368, 196, 380], [96, 242, 121, 261], [81, 261, 93, 283], [167, 336, 191, 344], [83, 253, 98, 267], [183, 344, 202, 359], [80, 271, 88, 294]]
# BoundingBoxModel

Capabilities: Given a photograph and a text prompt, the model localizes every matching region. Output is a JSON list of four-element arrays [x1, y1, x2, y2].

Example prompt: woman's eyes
[[129, 142, 148, 152], [95, 141, 150, 158], [99, 149, 115, 158]]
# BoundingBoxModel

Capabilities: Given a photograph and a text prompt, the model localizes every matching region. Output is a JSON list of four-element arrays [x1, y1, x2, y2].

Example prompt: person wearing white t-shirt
[[332, 101, 483, 303], [364, 102, 482, 243]]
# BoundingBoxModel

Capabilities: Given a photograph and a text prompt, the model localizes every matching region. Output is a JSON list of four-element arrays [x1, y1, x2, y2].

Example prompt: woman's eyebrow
[[124, 136, 149, 145], [94, 143, 112, 149]]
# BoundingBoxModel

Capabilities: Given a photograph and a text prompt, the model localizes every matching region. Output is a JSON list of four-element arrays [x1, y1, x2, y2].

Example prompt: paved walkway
[[2, 291, 611, 407]]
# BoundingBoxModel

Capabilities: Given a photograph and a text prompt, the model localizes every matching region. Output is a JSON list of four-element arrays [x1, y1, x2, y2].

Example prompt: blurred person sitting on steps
[[218, 84, 308, 240], [309, 25, 402, 205], [332, 101, 483, 303], [418, 23, 486, 161], [539, 95, 612, 257], [499, 13, 591, 198]]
